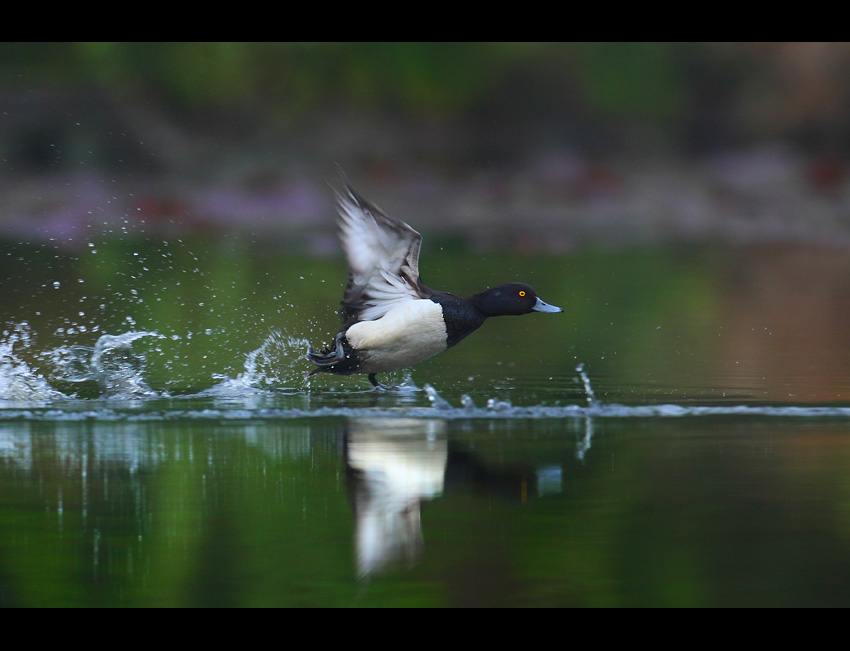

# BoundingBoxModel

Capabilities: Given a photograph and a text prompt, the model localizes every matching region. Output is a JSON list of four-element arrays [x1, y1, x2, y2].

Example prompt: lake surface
[[3, 237, 850, 607]]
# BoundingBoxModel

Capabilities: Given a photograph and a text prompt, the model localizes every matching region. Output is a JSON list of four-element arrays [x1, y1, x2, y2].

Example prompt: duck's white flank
[[345, 299, 447, 372]]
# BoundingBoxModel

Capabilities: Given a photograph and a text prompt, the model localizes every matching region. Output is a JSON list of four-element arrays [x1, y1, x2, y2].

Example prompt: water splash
[[206, 329, 311, 397], [424, 383, 452, 410], [391, 370, 422, 395], [46, 331, 164, 398], [0, 323, 64, 402], [426, 385, 515, 414], [6, 322, 850, 424], [4, 322, 314, 403], [576, 363, 595, 406], [486, 397, 513, 411], [5, 399, 850, 424]]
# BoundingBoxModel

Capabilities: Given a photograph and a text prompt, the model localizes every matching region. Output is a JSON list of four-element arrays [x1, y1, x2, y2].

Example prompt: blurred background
[[3, 42, 850, 404], [3, 42, 850, 251], [7, 44, 850, 609]]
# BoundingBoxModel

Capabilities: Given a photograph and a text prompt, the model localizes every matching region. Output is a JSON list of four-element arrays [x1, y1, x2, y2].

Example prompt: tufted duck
[[307, 183, 563, 387]]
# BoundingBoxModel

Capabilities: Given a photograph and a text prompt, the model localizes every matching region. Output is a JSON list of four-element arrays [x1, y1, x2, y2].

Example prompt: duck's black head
[[471, 283, 563, 317]]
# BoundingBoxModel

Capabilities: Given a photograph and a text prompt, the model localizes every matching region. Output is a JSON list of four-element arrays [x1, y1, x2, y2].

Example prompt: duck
[[307, 182, 563, 388]]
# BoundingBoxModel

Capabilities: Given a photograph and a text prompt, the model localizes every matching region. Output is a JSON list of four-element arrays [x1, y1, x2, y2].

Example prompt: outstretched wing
[[337, 183, 429, 324]]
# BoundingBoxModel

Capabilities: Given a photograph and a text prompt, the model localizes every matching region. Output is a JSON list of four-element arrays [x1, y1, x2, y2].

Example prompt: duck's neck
[[469, 290, 508, 318], [430, 292, 488, 348]]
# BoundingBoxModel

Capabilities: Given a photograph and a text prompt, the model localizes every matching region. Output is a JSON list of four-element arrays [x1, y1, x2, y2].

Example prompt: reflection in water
[[4, 413, 850, 606], [0, 416, 568, 603], [0, 418, 325, 607], [343, 417, 569, 579], [345, 418, 447, 578], [4, 237, 850, 605], [576, 416, 594, 463], [718, 246, 850, 402]]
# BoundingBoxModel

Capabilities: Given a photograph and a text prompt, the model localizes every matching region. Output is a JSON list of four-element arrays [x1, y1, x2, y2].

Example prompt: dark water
[[3, 238, 850, 607]]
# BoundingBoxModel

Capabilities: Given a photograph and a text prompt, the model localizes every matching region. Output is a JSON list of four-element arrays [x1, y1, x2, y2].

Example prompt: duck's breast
[[345, 299, 447, 372]]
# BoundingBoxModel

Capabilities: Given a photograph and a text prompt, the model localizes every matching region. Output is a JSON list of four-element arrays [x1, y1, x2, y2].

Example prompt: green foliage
[[571, 42, 685, 119], [0, 42, 687, 120]]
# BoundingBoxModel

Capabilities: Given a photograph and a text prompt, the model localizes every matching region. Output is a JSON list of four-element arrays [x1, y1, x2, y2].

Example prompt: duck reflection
[[344, 418, 448, 578], [343, 417, 565, 578]]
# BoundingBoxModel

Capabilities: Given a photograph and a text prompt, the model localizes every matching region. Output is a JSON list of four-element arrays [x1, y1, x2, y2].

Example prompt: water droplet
[[576, 363, 595, 406]]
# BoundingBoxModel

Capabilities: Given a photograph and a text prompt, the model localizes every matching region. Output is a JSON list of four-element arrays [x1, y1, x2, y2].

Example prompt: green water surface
[[3, 239, 850, 607]]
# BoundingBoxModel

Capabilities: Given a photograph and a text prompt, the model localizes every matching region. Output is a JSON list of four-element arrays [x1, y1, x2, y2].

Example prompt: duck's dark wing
[[337, 184, 430, 324]]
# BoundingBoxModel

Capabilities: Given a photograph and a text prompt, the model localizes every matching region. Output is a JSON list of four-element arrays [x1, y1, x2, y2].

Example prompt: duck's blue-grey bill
[[533, 297, 563, 313]]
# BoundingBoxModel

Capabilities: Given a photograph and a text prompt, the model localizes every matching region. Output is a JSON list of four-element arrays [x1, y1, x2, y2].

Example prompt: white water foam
[[2, 325, 166, 401], [0, 323, 65, 402], [47, 331, 164, 398], [204, 329, 312, 397], [3, 322, 315, 403], [5, 404, 850, 422], [4, 381, 850, 423], [5, 332, 850, 422]]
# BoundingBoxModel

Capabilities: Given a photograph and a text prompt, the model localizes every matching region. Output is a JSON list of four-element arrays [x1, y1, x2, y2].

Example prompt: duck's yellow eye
[[519, 290, 526, 297]]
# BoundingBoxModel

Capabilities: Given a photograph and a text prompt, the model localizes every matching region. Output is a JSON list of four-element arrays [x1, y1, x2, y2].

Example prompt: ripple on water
[[5, 324, 850, 422], [4, 396, 850, 423]]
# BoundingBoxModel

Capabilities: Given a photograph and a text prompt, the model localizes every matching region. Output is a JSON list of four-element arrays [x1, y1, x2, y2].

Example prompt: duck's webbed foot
[[368, 373, 387, 390]]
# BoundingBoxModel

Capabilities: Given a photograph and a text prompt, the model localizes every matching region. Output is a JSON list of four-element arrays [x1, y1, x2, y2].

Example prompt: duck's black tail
[[306, 333, 346, 369]]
